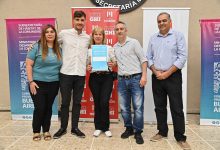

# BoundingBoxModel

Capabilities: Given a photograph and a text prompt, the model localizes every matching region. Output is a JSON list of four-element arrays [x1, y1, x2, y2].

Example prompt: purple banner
[[200, 19, 220, 126]]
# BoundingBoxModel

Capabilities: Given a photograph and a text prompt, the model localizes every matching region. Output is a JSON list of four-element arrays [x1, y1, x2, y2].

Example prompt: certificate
[[91, 45, 108, 71]]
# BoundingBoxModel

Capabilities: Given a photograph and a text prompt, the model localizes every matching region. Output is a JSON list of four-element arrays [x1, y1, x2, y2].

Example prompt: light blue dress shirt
[[146, 29, 187, 71]]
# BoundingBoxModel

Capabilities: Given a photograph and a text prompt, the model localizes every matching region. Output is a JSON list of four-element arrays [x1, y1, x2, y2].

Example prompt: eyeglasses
[[157, 19, 168, 24]]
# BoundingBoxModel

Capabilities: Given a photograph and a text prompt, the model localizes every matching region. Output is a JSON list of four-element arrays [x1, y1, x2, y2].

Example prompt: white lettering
[[90, 17, 101, 22], [23, 103, 34, 108], [106, 39, 113, 45], [214, 107, 220, 112]]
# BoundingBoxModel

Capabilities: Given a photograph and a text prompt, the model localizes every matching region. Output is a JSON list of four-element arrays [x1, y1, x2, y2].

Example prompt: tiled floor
[[0, 112, 219, 150]]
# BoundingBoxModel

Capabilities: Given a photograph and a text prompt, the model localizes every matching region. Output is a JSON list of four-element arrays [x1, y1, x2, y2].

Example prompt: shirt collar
[[116, 36, 131, 46], [73, 28, 86, 36], [157, 29, 173, 37]]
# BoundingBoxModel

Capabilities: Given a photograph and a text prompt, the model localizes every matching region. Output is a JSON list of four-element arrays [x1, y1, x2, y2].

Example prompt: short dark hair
[[74, 10, 86, 18], [115, 21, 127, 28], [157, 12, 171, 20]]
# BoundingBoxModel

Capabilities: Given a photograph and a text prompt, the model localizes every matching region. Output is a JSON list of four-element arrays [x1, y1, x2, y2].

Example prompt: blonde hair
[[90, 27, 106, 47]]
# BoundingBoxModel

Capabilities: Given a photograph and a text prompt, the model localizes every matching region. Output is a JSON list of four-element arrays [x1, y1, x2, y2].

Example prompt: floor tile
[[0, 125, 31, 136], [51, 137, 92, 150], [0, 112, 219, 150], [169, 140, 213, 150], [207, 141, 220, 150], [0, 137, 19, 150], [190, 128, 220, 141], [92, 137, 131, 150]]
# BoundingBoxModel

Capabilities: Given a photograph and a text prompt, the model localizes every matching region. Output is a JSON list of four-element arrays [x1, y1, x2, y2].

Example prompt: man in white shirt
[[53, 10, 90, 139]]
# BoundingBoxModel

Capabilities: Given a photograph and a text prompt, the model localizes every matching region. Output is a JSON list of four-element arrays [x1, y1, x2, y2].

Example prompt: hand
[[139, 75, 147, 87], [87, 64, 92, 72], [155, 70, 163, 78], [30, 82, 39, 95], [27, 43, 34, 52], [107, 62, 114, 68], [157, 71, 171, 80]]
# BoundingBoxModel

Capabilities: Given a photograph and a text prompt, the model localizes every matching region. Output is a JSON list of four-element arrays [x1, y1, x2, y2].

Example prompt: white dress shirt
[[58, 28, 90, 76]]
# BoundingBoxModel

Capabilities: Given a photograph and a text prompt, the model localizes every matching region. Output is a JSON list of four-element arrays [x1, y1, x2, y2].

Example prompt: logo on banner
[[89, 95, 94, 102], [80, 106, 87, 114], [107, 11, 113, 18], [90, 12, 101, 22], [212, 23, 220, 37], [90, 0, 147, 13], [104, 26, 115, 35], [109, 107, 115, 115]]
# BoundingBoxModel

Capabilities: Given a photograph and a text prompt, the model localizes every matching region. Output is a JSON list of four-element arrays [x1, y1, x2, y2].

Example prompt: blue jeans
[[118, 74, 144, 133]]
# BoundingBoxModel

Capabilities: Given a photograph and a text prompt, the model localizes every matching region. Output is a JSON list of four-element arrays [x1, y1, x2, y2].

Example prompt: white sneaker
[[93, 130, 102, 137], [105, 130, 112, 137]]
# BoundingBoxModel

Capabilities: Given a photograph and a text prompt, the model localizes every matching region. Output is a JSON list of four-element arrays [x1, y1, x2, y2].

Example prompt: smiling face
[[157, 13, 171, 35], [93, 30, 104, 45], [45, 27, 55, 43], [73, 16, 86, 32]]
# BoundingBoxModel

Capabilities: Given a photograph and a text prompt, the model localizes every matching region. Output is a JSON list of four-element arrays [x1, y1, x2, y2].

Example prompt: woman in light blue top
[[26, 24, 62, 141]]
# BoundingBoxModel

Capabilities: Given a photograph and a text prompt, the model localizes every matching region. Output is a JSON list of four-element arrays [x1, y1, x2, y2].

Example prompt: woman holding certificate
[[87, 27, 117, 137]]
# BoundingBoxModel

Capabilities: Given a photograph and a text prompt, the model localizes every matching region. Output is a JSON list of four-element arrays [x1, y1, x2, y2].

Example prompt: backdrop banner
[[72, 7, 119, 121], [200, 19, 220, 126], [143, 8, 190, 123], [6, 18, 58, 120]]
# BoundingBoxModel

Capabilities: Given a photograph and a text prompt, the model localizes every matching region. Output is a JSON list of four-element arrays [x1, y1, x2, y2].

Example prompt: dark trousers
[[152, 70, 186, 141], [30, 80, 59, 133], [89, 73, 113, 131], [59, 73, 85, 130]]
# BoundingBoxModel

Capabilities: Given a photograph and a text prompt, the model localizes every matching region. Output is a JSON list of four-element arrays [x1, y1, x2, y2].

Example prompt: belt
[[119, 73, 141, 79], [92, 71, 111, 75]]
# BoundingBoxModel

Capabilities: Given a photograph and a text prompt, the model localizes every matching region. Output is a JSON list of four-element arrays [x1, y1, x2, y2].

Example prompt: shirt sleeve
[[86, 48, 92, 65], [58, 30, 64, 44], [133, 39, 147, 64], [26, 43, 38, 61], [173, 32, 188, 69], [146, 37, 154, 68]]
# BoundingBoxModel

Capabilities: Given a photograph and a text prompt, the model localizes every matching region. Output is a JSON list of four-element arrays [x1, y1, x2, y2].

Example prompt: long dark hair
[[39, 24, 61, 61]]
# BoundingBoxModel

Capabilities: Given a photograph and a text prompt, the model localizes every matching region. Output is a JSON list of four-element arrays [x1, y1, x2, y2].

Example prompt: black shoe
[[121, 127, 134, 139], [134, 132, 144, 144], [53, 128, 67, 139], [71, 128, 85, 138]]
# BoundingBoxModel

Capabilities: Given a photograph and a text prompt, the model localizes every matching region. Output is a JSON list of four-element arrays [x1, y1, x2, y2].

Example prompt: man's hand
[[27, 43, 35, 52], [156, 71, 171, 80], [140, 75, 147, 87], [155, 70, 163, 77]]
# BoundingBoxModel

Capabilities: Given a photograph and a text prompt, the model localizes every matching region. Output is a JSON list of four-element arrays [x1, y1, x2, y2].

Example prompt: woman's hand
[[29, 81, 39, 95], [107, 62, 115, 68], [87, 64, 92, 72]]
